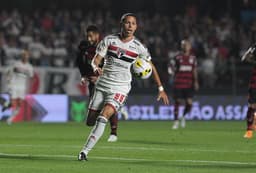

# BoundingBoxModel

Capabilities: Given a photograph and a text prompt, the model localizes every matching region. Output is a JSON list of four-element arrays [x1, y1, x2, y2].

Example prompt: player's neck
[[21, 59, 28, 64], [119, 33, 134, 43], [183, 51, 190, 56]]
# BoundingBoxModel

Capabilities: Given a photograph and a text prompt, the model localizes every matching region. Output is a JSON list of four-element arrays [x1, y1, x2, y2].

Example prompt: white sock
[[81, 116, 108, 155]]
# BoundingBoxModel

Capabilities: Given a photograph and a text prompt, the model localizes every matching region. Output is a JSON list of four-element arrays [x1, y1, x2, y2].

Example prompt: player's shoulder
[[175, 52, 183, 59], [189, 54, 197, 61], [133, 37, 146, 47], [131, 37, 150, 54], [189, 53, 196, 58], [13, 60, 22, 66], [104, 33, 119, 40]]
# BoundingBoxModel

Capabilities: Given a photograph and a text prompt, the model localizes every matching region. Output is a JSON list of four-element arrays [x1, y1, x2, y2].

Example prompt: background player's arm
[[149, 61, 170, 105], [193, 67, 199, 91], [242, 44, 256, 64], [76, 40, 90, 83], [167, 57, 176, 76]]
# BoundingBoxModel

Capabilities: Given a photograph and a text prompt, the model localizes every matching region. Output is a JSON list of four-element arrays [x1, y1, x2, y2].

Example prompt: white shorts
[[89, 88, 127, 113], [9, 86, 26, 99]]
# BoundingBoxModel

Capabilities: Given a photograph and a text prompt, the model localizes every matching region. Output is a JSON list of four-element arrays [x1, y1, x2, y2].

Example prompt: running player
[[77, 13, 169, 161], [241, 43, 256, 138], [6, 49, 34, 123], [76, 25, 128, 142], [169, 39, 199, 129]]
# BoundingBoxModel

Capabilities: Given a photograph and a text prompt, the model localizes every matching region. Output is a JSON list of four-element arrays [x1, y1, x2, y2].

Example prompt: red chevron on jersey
[[108, 45, 138, 58]]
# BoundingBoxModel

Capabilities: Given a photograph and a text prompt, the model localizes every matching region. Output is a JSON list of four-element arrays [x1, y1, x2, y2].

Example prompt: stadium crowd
[[0, 6, 255, 91]]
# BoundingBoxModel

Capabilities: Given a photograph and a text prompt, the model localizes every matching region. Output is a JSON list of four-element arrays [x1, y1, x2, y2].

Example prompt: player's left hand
[[88, 76, 98, 84], [80, 77, 87, 85], [157, 91, 170, 105]]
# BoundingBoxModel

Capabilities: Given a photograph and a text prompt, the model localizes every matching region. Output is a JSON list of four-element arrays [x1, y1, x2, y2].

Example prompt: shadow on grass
[[1, 153, 256, 170], [0, 153, 76, 162]]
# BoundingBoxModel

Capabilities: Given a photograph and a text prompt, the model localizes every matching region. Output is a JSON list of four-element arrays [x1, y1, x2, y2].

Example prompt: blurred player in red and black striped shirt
[[241, 43, 256, 138], [76, 25, 127, 142], [76, 25, 100, 96], [169, 39, 199, 129]]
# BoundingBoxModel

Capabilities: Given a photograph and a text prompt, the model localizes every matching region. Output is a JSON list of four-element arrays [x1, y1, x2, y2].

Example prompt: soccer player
[[76, 25, 128, 142], [6, 49, 34, 123], [169, 39, 199, 129], [241, 43, 256, 138], [78, 13, 169, 161]]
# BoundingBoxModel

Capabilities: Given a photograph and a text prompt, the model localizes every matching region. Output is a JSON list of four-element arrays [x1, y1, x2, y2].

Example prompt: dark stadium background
[[1, 2, 256, 173], [0, 0, 256, 95]]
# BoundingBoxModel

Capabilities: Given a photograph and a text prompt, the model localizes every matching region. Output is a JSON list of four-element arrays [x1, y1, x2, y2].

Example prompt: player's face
[[87, 31, 99, 46], [181, 40, 191, 53], [121, 16, 137, 37]]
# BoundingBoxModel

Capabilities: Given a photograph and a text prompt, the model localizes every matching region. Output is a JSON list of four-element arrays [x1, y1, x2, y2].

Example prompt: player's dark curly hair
[[86, 25, 100, 33]]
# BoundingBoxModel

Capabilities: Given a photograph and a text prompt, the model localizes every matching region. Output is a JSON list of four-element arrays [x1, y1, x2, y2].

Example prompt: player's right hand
[[80, 77, 87, 85], [94, 67, 103, 76], [157, 91, 170, 105], [88, 76, 98, 84]]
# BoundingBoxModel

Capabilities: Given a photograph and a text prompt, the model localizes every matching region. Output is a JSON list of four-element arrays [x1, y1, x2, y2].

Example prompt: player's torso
[[83, 45, 97, 76], [174, 54, 196, 89], [10, 61, 33, 87], [98, 35, 140, 88]]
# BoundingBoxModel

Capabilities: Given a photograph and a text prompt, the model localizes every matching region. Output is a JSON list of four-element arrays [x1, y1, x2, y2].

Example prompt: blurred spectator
[[0, 5, 255, 92], [4, 36, 21, 65], [28, 35, 45, 66], [0, 34, 6, 65], [200, 56, 216, 88]]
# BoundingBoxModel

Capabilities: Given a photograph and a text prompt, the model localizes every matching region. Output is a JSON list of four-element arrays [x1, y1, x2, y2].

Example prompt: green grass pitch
[[0, 121, 256, 173]]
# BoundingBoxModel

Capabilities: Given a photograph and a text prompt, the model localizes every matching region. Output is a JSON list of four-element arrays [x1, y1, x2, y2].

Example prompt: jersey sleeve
[[96, 36, 109, 58], [138, 44, 151, 62]]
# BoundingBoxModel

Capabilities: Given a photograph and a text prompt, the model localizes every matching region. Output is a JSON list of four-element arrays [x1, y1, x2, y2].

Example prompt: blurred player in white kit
[[6, 49, 34, 123]]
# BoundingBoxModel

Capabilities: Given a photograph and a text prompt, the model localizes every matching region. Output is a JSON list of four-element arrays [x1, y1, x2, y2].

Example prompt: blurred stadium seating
[[0, 0, 256, 95]]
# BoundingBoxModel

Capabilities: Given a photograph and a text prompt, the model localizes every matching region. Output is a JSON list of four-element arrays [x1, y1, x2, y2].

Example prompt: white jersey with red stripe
[[95, 33, 151, 94]]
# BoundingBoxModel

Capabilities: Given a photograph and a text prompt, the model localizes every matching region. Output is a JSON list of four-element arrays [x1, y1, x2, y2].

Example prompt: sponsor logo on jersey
[[179, 65, 193, 71]]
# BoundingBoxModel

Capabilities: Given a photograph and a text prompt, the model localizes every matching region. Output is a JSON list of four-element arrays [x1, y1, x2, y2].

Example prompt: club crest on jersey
[[117, 48, 126, 58], [111, 41, 117, 45]]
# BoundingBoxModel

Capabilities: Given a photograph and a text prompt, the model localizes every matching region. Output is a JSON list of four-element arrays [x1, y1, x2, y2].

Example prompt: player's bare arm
[[193, 68, 199, 91], [150, 61, 170, 105], [91, 54, 103, 76]]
